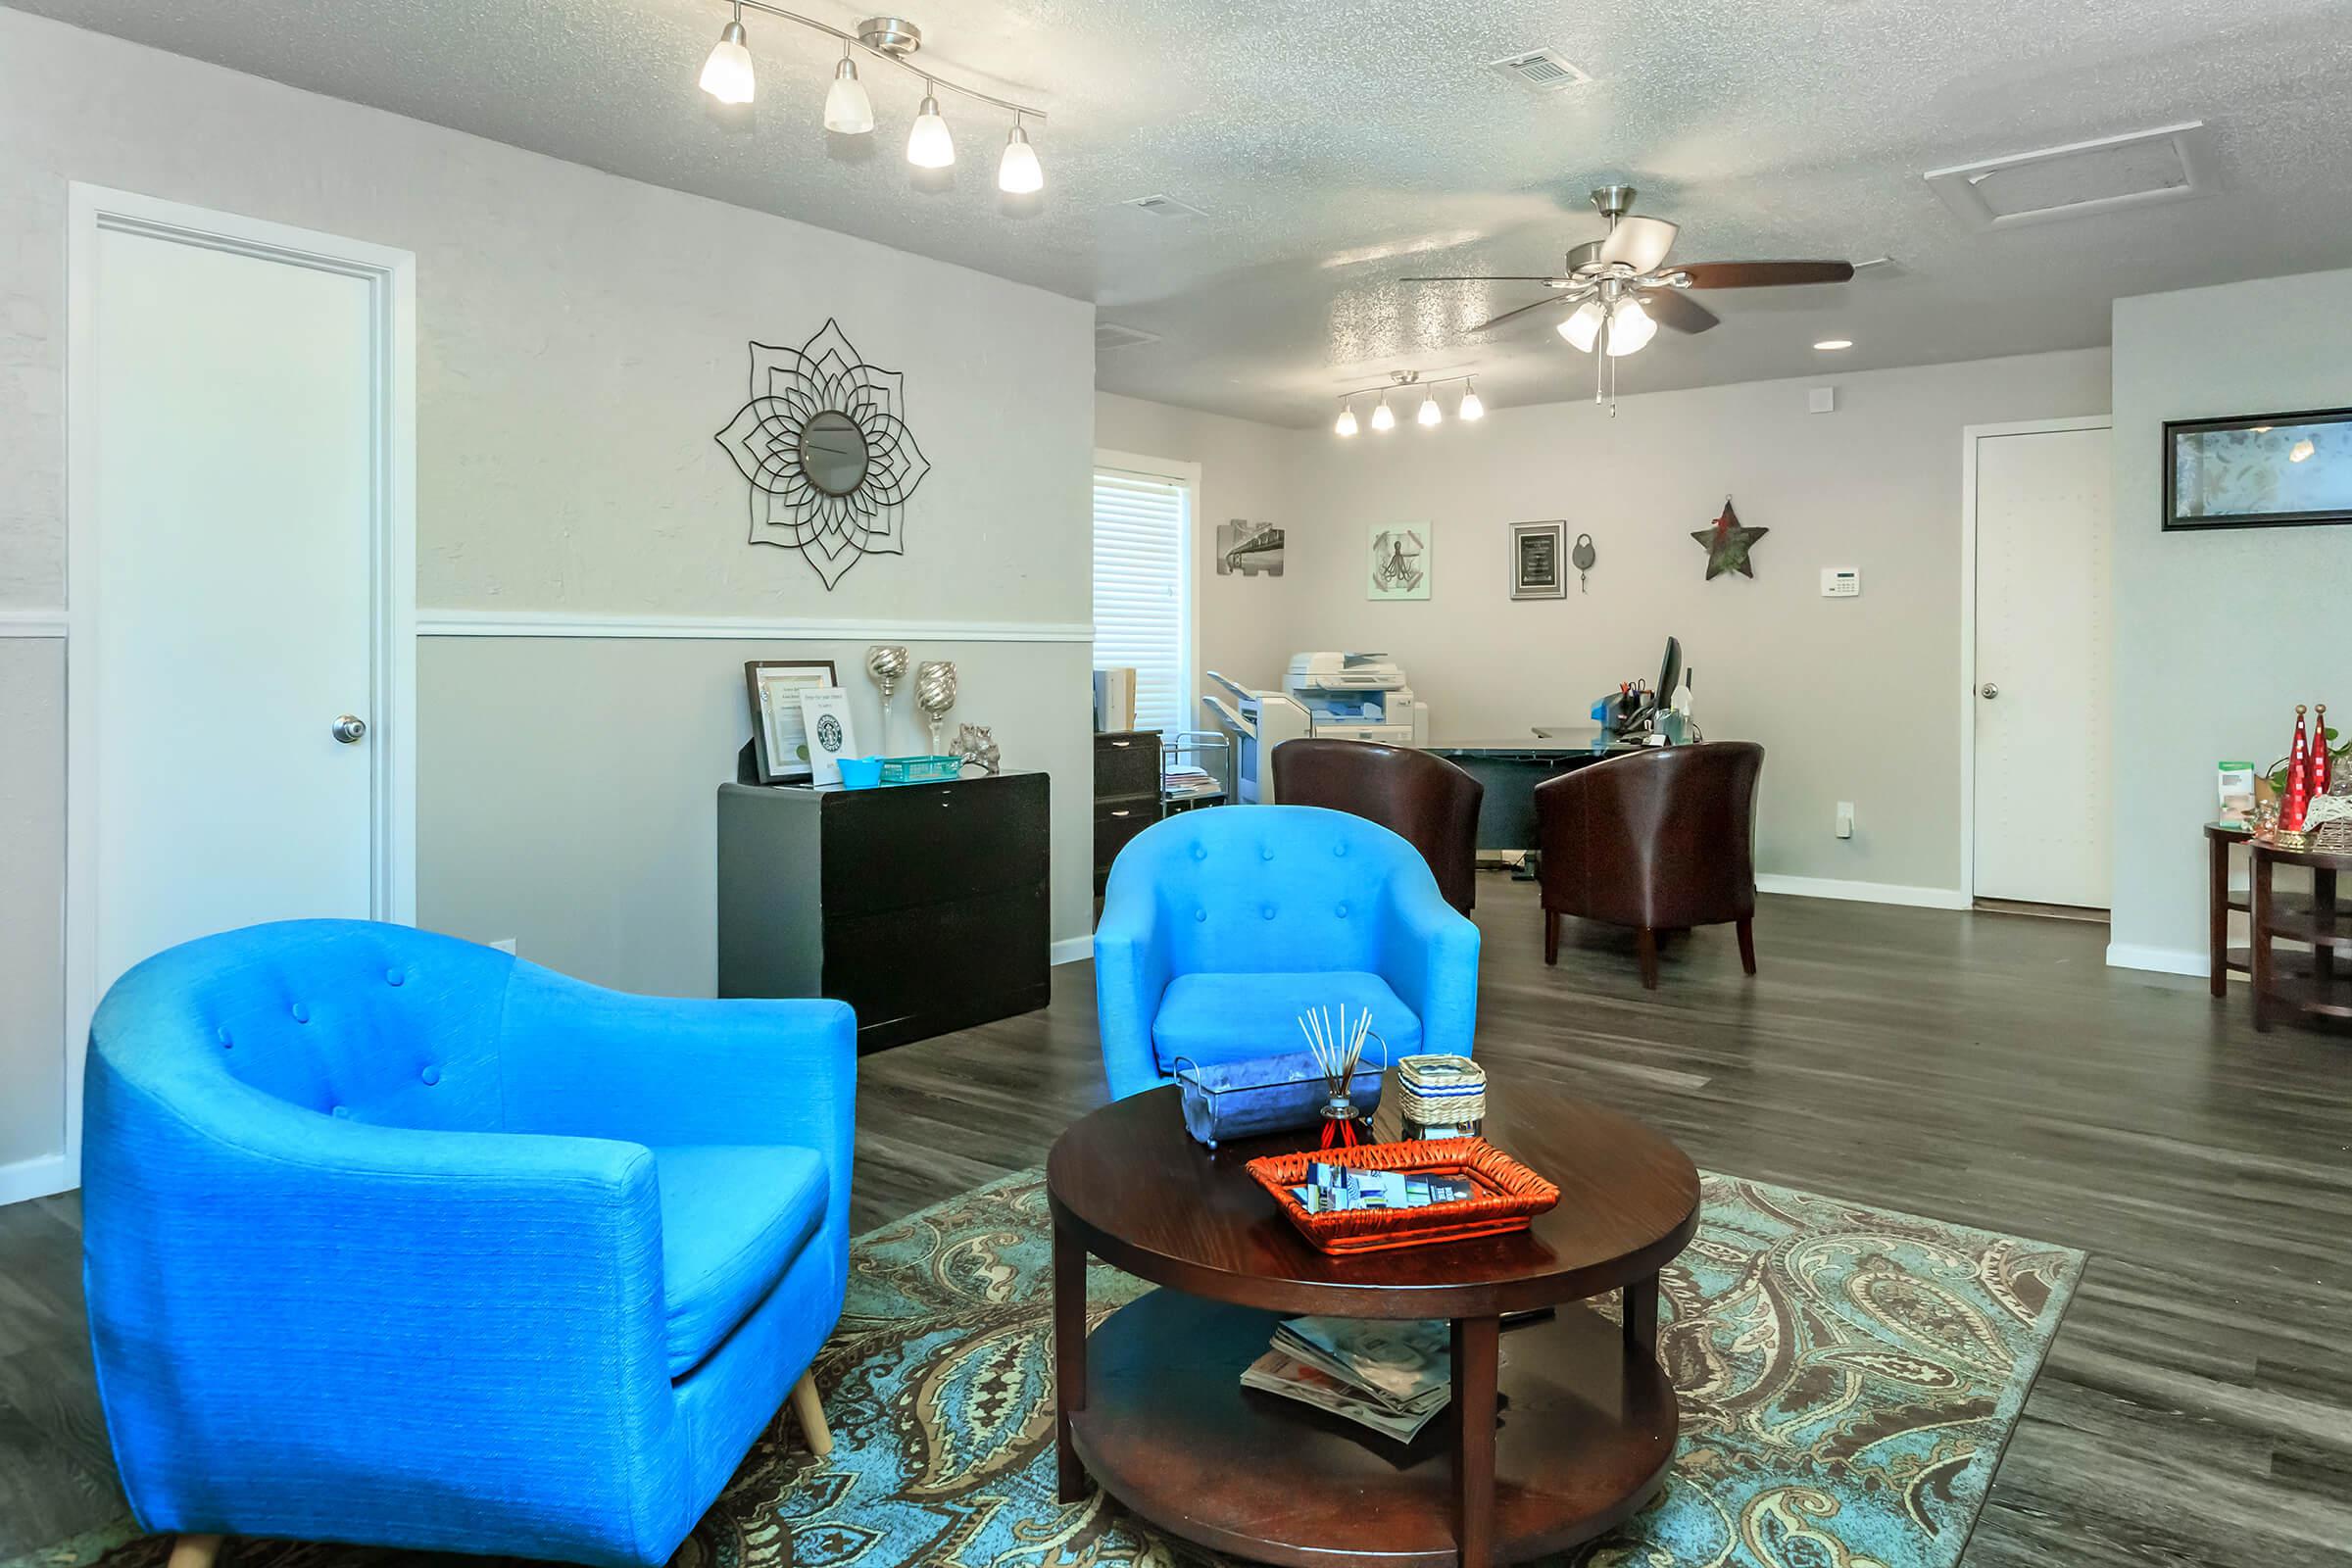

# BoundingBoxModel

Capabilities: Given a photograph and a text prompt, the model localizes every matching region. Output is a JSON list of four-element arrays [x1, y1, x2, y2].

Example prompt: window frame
[[1091, 448, 1200, 739]]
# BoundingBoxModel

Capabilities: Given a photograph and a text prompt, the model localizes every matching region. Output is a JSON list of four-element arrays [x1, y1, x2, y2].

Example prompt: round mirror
[[799, 411, 869, 497]]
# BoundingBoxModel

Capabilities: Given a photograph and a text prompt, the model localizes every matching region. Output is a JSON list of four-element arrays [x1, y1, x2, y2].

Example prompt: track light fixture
[[1332, 371, 1483, 440], [700, 1, 757, 104], [695, 6, 1046, 200]]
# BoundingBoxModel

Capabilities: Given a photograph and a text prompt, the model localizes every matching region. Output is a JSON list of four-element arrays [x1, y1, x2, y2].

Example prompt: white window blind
[[1092, 466, 1192, 735]]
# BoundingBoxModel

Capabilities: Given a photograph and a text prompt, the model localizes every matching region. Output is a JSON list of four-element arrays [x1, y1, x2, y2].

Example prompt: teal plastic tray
[[880, 755, 963, 785]]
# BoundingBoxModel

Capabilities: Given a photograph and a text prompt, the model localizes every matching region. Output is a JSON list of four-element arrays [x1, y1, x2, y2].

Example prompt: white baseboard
[[1051, 936, 1092, 966], [0, 1154, 72, 1207], [1754, 874, 1971, 910], [2105, 943, 2208, 977]]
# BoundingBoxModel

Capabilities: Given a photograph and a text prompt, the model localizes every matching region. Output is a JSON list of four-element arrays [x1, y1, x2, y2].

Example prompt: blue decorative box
[[1170, 1050, 1383, 1150]]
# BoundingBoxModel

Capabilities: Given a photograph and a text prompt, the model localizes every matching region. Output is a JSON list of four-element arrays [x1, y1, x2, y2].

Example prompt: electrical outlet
[[490, 937, 517, 956], [1835, 803, 1855, 840]]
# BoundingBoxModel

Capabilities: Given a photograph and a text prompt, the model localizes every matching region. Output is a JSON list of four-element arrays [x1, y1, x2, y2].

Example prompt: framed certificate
[[743, 660, 838, 783], [1509, 520, 1566, 599]]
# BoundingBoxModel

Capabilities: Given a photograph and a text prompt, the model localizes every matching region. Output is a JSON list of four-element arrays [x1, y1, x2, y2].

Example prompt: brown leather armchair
[[1272, 738, 1485, 913], [1533, 741, 1764, 988]]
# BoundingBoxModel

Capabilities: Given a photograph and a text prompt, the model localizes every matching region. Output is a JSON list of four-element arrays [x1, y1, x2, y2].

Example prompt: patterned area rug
[[31, 1168, 2081, 1568]]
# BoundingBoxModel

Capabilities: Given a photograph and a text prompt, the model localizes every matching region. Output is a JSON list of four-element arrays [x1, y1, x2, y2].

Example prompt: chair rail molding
[[0, 609, 71, 636], [417, 609, 1094, 644]]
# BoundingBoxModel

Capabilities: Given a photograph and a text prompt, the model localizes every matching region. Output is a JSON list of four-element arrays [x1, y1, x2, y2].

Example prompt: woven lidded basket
[[1392, 1054, 1487, 1136]]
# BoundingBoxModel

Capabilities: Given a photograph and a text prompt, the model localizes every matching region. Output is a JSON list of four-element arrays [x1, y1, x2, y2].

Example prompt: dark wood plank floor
[[4, 879, 2347, 1565]]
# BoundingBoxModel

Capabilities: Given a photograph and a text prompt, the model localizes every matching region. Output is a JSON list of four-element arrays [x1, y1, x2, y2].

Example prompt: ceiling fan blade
[[1468, 295, 1574, 334], [1642, 288, 1720, 335], [1398, 275, 1571, 284], [1597, 216, 1678, 273], [1677, 261, 1855, 288]]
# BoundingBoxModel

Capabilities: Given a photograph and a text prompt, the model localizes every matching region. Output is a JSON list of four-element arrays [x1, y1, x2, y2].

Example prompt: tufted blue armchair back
[[153, 921, 516, 1132], [1123, 805, 1420, 974]]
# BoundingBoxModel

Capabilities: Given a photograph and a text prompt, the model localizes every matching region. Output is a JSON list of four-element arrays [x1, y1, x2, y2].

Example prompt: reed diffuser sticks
[[1297, 1004, 1374, 1149]]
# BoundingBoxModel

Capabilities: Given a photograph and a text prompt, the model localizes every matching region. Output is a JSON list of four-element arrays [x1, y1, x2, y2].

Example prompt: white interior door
[[1972, 424, 2113, 906]]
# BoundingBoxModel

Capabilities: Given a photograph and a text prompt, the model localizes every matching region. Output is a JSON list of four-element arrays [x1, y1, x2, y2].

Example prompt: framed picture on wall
[[1509, 520, 1567, 599], [2164, 408, 2352, 530], [1368, 522, 1433, 601], [744, 660, 839, 783]]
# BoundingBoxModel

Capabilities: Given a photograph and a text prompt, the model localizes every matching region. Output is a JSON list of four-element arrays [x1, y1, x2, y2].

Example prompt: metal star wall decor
[[1691, 498, 1768, 580], [714, 319, 930, 590]]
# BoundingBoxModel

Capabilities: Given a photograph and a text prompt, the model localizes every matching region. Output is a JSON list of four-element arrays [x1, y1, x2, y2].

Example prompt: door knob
[[1979, 683, 1998, 700], [332, 713, 368, 743]]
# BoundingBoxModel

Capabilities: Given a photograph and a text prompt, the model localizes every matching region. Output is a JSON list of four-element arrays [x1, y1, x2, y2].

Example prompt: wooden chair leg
[[790, 1368, 833, 1456], [168, 1537, 222, 1568], [1544, 909, 1560, 965], [1736, 916, 1757, 976], [1636, 928, 1660, 990]]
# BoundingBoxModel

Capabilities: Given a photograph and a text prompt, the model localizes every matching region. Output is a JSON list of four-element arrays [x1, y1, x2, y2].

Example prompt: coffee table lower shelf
[[1064, 1289, 1677, 1568]]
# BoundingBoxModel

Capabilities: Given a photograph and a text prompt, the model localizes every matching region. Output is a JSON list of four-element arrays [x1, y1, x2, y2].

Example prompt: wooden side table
[[2249, 839, 2352, 1032], [2205, 823, 2253, 999]]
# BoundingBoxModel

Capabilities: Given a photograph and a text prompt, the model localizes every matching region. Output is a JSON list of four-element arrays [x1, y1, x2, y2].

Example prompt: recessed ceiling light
[[1814, 338, 1854, 351]]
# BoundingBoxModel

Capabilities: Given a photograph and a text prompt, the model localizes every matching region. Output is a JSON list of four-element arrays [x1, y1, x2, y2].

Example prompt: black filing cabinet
[[717, 771, 1052, 1053], [1094, 729, 1160, 893]]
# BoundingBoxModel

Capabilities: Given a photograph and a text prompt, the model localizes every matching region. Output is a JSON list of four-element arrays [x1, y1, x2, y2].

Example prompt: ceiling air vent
[[1121, 193, 1209, 220], [1095, 322, 1160, 353], [1925, 122, 2218, 231], [1488, 48, 1592, 93]]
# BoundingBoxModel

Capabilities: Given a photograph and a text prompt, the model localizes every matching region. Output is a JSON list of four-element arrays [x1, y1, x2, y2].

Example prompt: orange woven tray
[[1246, 1138, 1561, 1254]]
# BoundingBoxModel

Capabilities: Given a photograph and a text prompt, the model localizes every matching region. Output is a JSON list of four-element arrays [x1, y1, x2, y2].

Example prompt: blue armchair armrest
[[496, 964, 858, 1244], [1377, 872, 1481, 1056], [1094, 865, 1172, 1101], [81, 1063, 690, 1566]]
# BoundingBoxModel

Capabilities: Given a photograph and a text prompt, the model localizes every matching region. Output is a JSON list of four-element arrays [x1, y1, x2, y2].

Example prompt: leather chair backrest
[[1534, 742, 1764, 930], [1105, 804, 1434, 976], [1271, 738, 1485, 912]]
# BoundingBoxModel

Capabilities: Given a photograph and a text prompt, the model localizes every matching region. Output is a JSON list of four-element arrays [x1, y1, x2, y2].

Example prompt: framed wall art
[[1368, 522, 1433, 601], [2164, 408, 2352, 531], [744, 659, 839, 783], [1509, 520, 1566, 599]]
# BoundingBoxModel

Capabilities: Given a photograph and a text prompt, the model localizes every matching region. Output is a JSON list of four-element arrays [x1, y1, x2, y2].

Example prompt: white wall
[[2110, 268, 2352, 970], [1105, 350, 2112, 897], [0, 11, 1094, 1184]]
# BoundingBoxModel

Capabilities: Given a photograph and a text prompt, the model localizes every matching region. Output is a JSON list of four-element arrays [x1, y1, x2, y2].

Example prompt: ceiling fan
[[1401, 186, 1854, 399]]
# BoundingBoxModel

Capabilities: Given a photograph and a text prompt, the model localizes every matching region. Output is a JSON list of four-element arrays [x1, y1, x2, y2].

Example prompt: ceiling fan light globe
[[699, 24, 756, 104], [823, 60, 875, 133], [1559, 300, 1605, 352], [1606, 296, 1656, 356]]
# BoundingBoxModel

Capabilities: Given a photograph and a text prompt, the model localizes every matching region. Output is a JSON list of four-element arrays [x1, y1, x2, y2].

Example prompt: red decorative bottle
[[2284, 705, 2312, 833], [2314, 703, 2333, 799]]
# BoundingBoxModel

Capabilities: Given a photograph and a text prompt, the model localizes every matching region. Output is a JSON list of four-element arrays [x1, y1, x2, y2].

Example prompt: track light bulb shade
[[906, 93, 956, 168], [1558, 300, 1605, 353], [1369, 397, 1396, 432], [823, 58, 875, 133], [998, 124, 1043, 193], [1416, 392, 1443, 426], [1606, 296, 1656, 356], [1458, 385, 1484, 420], [700, 20, 756, 105], [1335, 404, 1359, 437]]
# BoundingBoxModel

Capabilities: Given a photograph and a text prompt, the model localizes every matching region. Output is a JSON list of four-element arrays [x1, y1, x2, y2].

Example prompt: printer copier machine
[[1200, 652, 1431, 803]]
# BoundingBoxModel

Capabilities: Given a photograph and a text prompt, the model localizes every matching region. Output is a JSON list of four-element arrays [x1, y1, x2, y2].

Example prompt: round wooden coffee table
[[1046, 1075, 1699, 1568]]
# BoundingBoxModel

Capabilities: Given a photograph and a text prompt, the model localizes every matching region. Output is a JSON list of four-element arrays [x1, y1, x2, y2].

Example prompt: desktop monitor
[[1656, 636, 1683, 708]]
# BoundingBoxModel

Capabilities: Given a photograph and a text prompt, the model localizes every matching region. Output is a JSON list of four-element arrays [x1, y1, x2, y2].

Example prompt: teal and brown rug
[[26, 1168, 2081, 1568]]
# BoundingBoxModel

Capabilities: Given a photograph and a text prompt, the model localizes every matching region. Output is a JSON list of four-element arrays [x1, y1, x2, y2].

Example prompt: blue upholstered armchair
[[1094, 805, 1480, 1101], [81, 920, 856, 1568]]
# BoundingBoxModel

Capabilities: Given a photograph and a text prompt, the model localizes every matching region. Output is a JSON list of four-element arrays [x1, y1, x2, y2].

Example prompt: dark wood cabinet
[[1094, 730, 1160, 894], [717, 772, 1052, 1053]]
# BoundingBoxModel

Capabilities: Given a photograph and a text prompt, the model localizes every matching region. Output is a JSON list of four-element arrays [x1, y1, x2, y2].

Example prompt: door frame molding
[[62, 185, 416, 1186], [1957, 415, 2111, 904]]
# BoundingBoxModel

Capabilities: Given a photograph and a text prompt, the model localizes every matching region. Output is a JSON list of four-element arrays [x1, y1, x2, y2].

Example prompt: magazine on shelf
[[1241, 1316, 1453, 1440], [1240, 1351, 1440, 1442]]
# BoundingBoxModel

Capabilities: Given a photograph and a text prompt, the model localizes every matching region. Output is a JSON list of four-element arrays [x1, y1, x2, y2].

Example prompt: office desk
[[1428, 735, 1641, 856]]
